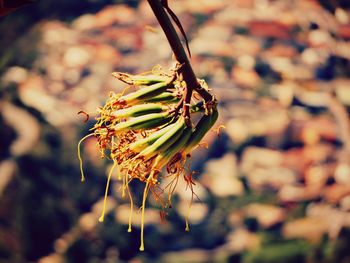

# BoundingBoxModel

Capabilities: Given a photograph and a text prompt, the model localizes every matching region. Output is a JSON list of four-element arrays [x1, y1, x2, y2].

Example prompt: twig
[[147, 0, 213, 107]]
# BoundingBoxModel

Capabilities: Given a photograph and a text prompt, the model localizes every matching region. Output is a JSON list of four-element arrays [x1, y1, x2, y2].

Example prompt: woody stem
[[147, 0, 213, 112]]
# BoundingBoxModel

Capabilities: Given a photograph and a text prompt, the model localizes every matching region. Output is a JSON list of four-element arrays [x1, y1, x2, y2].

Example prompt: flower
[[78, 66, 218, 251]]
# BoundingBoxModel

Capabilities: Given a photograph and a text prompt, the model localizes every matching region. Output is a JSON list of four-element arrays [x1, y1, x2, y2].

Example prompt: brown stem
[[147, 0, 213, 104]]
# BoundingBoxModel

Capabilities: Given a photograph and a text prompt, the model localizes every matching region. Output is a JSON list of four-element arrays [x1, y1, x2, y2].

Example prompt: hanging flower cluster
[[78, 65, 218, 251]]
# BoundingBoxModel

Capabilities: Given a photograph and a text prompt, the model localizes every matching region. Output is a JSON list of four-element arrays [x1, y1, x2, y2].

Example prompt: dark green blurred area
[[1, 0, 350, 262]]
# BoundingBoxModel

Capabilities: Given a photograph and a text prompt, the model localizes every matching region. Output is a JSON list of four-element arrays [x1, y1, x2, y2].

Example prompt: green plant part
[[78, 0, 219, 252]]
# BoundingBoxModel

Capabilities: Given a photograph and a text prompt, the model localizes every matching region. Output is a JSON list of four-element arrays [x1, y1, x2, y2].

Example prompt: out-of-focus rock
[[202, 154, 243, 197], [232, 66, 260, 88], [102, 28, 141, 51], [45, 102, 80, 127], [247, 167, 297, 190], [54, 238, 69, 254], [245, 203, 286, 228], [298, 117, 337, 145], [340, 195, 350, 211], [53, 228, 81, 254], [264, 44, 297, 58], [115, 204, 159, 227], [335, 43, 350, 65], [282, 217, 328, 242], [178, 201, 208, 225], [105, 247, 119, 263], [1, 66, 28, 85], [323, 184, 350, 204], [142, 30, 172, 59], [226, 118, 249, 144], [308, 30, 332, 47], [196, 23, 232, 42], [227, 211, 245, 228], [63, 68, 81, 85], [2, 102, 40, 156], [94, 44, 121, 64], [74, 76, 103, 99], [237, 55, 256, 70], [241, 147, 283, 174], [301, 126, 320, 146], [79, 212, 98, 232], [334, 163, 350, 184], [71, 14, 98, 31], [91, 197, 117, 217], [337, 24, 350, 39], [231, 36, 262, 56], [301, 48, 328, 66], [190, 38, 233, 56], [283, 145, 334, 173], [294, 83, 330, 106], [0, 160, 16, 196], [160, 248, 210, 263], [304, 165, 330, 188], [236, 0, 255, 8], [335, 8, 349, 25], [214, 7, 251, 26], [63, 46, 91, 68], [193, 57, 231, 87], [224, 104, 289, 147], [38, 254, 64, 263], [47, 64, 65, 82], [279, 185, 321, 202], [307, 203, 350, 239], [266, 58, 313, 80], [41, 21, 77, 46], [270, 81, 295, 107], [248, 21, 291, 40], [334, 79, 350, 106], [95, 5, 136, 27], [172, 0, 226, 14], [226, 228, 260, 253]]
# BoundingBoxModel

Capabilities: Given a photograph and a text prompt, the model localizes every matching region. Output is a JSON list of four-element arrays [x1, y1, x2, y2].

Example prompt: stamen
[[122, 173, 126, 198], [99, 161, 117, 222], [185, 210, 191, 231], [139, 160, 159, 251], [126, 183, 133, 233], [77, 133, 94, 182], [184, 173, 196, 232], [139, 180, 149, 251], [77, 110, 90, 123], [214, 124, 226, 137]]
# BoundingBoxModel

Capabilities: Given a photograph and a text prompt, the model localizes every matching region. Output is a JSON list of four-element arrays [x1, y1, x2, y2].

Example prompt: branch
[[147, 0, 213, 104]]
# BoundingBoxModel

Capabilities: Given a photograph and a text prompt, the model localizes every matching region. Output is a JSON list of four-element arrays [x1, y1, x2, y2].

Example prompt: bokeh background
[[1, 0, 350, 262]]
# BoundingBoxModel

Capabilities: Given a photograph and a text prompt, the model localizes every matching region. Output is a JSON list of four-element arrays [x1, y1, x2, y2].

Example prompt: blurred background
[[1, 0, 350, 262]]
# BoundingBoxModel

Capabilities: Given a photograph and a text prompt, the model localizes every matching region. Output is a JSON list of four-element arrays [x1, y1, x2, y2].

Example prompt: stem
[[147, 0, 213, 103]]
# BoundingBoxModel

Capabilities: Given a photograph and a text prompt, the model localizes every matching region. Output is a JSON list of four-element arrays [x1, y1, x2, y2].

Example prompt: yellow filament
[[77, 133, 94, 182], [99, 161, 117, 222], [139, 180, 150, 251], [185, 199, 193, 232], [127, 183, 133, 233], [122, 174, 126, 198], [139, 165, 158, 251], [117, 165, 122, 180]]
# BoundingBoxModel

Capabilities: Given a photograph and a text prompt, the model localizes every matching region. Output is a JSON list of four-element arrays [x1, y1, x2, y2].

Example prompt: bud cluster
[[79, 66, 218, 251]]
